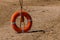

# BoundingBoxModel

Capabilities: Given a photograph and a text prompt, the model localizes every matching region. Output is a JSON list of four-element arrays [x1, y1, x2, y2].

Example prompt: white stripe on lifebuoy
[[11, 22, 16, 24], [28, 19, 32, 22]]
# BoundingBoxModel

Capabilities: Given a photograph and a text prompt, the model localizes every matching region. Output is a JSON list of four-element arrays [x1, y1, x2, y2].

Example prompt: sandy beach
[[0, 0, 60, 40]]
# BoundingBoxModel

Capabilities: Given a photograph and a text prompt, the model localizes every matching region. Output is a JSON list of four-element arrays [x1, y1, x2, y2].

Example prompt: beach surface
[[0, 0, 60, 40]]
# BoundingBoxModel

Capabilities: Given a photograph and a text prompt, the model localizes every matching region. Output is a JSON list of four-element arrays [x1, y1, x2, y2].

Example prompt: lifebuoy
[[11, 11, 32, 33]]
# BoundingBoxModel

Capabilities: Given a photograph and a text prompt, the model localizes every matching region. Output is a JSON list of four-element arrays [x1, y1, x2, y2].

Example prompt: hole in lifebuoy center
[[16, 16, 28, 28]]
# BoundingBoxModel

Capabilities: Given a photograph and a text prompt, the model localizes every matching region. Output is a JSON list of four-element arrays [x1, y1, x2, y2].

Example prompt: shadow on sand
[[17, 30, 45, 34], [27, 30, 45, 33]]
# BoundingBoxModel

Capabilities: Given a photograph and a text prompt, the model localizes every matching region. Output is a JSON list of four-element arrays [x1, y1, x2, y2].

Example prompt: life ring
[[11, 11, 32, 33]]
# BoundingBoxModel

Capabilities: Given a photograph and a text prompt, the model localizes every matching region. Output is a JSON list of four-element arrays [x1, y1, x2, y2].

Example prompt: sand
[[0, 0, 60, 40]]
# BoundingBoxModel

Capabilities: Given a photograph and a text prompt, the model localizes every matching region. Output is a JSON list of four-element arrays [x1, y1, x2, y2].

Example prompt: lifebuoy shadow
[[27, 30, 45, 33], [17, 30, 45, 33]]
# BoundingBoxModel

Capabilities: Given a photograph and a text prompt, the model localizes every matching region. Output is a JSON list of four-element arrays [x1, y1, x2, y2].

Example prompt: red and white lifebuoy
[[11, 11, 32, 33]]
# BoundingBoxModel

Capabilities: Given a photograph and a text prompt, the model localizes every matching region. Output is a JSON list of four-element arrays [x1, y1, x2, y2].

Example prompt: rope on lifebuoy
[[11, 11, 32, 33]]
